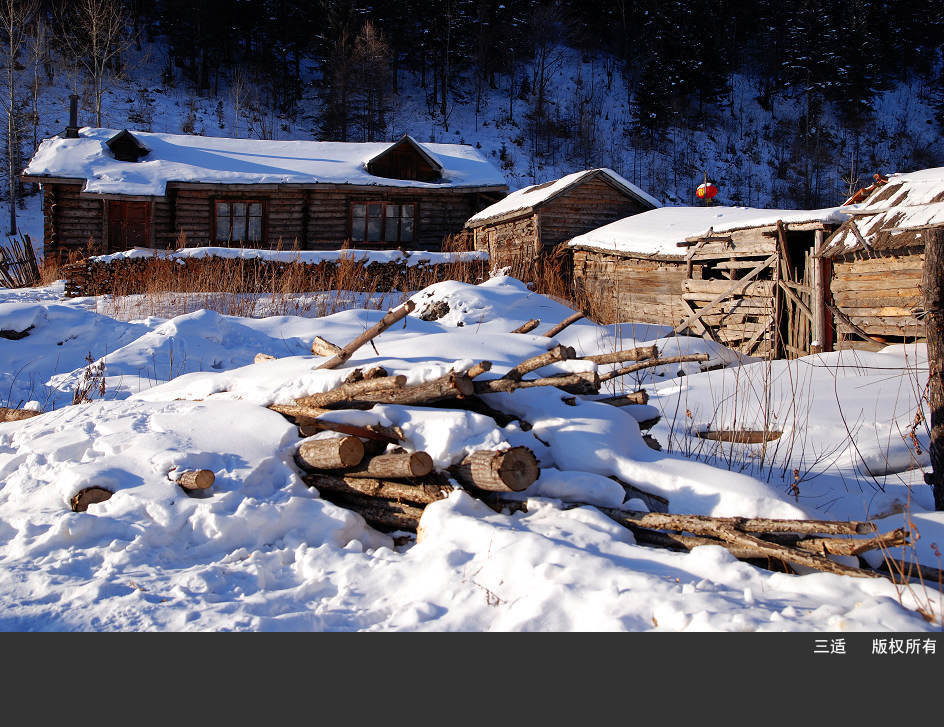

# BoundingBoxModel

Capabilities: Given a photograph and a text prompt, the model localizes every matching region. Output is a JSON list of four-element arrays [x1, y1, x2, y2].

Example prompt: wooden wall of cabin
[[537, 178, 650, 247], [829, 250, 925, 342], [42, 183, 105, 264], [571, 248, 686, 325], [471, 216, 540, 269], [168, 186, 485, 250]]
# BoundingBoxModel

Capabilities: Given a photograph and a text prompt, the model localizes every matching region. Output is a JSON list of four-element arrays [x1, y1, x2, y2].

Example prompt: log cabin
[[464, 168, 660, 269], [818, 166, 944, 349], [21, 121, 508, 263], [567, 205, 849, 357]]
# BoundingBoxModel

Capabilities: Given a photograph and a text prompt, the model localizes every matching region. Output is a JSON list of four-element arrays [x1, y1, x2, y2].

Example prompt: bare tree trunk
[[924, 227, 944, 510]]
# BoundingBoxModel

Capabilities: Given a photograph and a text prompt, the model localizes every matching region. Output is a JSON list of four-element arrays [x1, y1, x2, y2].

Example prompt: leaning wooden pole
[[315, 300, 415, 370], [924, 227, 944, 510]]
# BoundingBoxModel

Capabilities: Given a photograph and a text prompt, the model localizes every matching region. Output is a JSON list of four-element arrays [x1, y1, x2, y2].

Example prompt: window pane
[[400, 203, 414, 219], [367, 203, 382, 242], [249, 202, 262, 216], [248, 215, 262, 242], [233, 202, 246, 218], [384, 205, 399, 242], [231, 215, 246, 242], [216, 210, 230, 242], [351, 204, 366, 242], [400, 218, 413, 242]]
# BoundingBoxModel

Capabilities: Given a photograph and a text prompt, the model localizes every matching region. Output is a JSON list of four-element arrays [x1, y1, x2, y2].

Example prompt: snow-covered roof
[[22, 128, 508, 196], [823, 166, 944, 256], [568, 205, 850, 257], [465, 168, 660, 226]]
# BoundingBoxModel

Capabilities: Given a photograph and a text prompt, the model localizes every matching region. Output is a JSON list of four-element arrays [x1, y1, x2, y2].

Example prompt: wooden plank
[[675, 254, 778, 335], [683, 279, 775, 296], [778, 280, 813, 322]]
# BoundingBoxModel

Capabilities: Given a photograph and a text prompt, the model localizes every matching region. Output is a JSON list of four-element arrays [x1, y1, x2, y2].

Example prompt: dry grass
[[59, 241, 490, 320]]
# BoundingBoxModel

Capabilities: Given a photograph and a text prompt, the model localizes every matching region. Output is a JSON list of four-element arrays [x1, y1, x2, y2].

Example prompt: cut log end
[[175, 469, 215, 490], [453, 447, 539, 492], [298, 436, 366, 470], [70, 487, 114, 512]]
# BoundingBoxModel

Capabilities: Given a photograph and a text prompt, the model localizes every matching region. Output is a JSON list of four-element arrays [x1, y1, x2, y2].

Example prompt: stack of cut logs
[[259, 301, 917, 579]]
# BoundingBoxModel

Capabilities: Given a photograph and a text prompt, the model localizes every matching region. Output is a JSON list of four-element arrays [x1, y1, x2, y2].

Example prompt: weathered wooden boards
[[829, 253, 926, 339], [924, 228, 944, 511]]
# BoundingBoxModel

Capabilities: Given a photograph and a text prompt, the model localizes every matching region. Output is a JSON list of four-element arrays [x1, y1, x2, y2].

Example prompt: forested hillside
[[4, 0, 944, 237]]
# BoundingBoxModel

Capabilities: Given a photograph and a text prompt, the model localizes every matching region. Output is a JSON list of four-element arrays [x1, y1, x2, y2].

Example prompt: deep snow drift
[[0, 276, 940, 631]]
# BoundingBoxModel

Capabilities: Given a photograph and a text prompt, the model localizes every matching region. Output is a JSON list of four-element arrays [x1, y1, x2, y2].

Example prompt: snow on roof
[[568, 205, 850, 257], [823, 166, 944, 255], [22, 128, 507, 196], [465, 168, 660, 226]]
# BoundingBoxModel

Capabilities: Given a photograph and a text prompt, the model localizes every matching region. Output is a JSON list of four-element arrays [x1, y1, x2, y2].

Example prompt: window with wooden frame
[[350, 202, 416, 244], [214, 200, 264, 245]]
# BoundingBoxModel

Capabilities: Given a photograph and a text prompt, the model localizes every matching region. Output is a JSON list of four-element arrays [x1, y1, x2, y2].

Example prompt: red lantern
[[696, 182, 719, 200]]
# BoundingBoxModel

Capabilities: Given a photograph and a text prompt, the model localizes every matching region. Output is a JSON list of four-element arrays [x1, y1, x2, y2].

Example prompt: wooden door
[[108, 201, 151, 252]]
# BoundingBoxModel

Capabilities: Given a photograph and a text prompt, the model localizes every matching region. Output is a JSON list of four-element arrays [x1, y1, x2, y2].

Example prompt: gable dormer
[[107, 130, 150, 162], [366, 135, 443, 182]]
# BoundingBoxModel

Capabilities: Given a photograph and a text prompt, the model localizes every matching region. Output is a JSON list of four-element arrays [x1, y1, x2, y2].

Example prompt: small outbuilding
[[819, 166, 944, 348], [464, 168, 660, 269], [569, 205, 849, 357]]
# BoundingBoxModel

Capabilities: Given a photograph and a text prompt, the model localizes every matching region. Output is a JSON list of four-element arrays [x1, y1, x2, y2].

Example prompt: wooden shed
[[819, 167, 944, 348], [21, 129, 507, 263], [464, 168, 659, 269], [567, 206, 848, 357]]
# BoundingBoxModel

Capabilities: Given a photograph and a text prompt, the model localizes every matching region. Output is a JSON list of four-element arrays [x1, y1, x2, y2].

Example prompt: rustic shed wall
[[537, 178, 651, 247], [571, 248, 687, 326], [829, 250, 925, 339], [43, 183, 104, 263]]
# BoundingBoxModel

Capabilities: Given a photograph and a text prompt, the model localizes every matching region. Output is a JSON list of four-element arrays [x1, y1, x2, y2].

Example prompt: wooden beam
[[674, 254, 778, 335], [826, 302, 888, 345], [811, 228, 827, 352]]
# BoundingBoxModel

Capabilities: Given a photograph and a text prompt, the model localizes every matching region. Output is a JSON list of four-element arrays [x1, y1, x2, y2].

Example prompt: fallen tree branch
[[599, 354, 711, 383], [315, 300, 415, 370], [511, 319, 540, 334], [502, 345, 575, 381], [474, 371, 600, 396], [311, 336, 343, 357], [582, 345, 659, 366], [597, 508, 876, 535], [296, 375, 407, 408], [544, 312, 585, 338]]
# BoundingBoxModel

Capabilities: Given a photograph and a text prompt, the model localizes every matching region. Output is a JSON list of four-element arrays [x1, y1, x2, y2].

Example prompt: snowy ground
[[0, 275, 941, 631]]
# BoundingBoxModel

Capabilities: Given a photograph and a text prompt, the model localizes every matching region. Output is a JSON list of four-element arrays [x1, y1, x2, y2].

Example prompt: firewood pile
[[7, 297, 917, 581], [256, 301, 913, 579], [60, 252, 488, 297]]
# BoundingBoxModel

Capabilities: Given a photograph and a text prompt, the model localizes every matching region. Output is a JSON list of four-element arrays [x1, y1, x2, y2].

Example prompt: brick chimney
[[65, 94, 80, 138]]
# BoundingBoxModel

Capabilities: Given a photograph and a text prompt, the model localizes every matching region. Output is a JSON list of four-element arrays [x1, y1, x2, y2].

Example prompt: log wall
[[42, 183, 105, 264], [571, 248, 687, 326], [41, 184, 498, 260], [472, 215, 540, 270], [829, 250, 925, 340], [537, 178, 651, 247]]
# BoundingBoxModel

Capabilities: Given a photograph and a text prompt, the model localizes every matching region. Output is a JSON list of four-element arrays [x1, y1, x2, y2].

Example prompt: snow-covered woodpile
[[819, 167, 944, 347], [59, 247, 489, 297]]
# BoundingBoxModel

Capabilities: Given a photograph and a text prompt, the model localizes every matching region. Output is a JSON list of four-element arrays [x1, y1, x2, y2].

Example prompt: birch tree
[[57, 0, 131, 127], [0, 0, 36, 236]]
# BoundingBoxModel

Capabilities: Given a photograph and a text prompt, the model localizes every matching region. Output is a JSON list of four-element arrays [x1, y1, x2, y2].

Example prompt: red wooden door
[[108, 201, 151, 252]]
